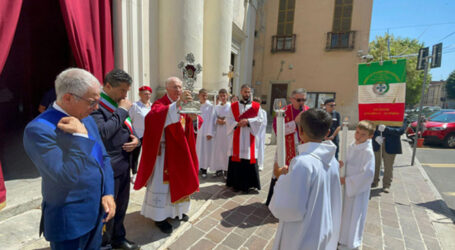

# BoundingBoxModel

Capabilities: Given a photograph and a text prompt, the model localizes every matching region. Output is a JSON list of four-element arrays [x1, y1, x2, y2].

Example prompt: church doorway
[[0, 0, 74, 180]]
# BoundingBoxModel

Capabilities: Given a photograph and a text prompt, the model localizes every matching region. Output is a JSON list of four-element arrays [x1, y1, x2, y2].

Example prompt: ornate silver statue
[[177, 53, 203, 114]]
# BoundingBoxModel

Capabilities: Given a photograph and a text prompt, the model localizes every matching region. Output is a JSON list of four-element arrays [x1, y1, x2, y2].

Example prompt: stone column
[[239, 0, 257, 88], [159, 0, 204, 92], [202, 0, 234, 92], [112, 0, 153, 102]]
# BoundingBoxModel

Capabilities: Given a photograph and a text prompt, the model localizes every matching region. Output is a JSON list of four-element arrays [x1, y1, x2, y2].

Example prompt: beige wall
[[253, 0, 373, 124]]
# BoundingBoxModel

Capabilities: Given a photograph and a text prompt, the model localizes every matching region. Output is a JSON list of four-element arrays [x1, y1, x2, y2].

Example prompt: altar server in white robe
[[338, 120, 375, 249], [210, 89, 231, 177], [269, 108, 342, 250], [253, 97, 267, 171], [196, 88, 214, 178]]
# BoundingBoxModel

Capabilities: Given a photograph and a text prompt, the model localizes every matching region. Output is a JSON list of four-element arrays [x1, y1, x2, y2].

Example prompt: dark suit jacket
[[23, 107, 114, 242], [372, 122, 407, 154], [91, 105, 139, 177]]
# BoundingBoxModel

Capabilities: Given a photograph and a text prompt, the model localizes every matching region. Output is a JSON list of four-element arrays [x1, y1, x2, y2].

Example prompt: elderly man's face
[[166, 80, 182, 101], [240, 87, 251, 101], [290, 93, 306, 109], [71, 84, 101, 119]]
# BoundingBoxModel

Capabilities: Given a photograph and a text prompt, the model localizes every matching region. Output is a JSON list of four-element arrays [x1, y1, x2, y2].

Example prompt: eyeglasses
[[71, 93, 100, 108], [328, 104, 336, 107], [293, 98, 306, 102]]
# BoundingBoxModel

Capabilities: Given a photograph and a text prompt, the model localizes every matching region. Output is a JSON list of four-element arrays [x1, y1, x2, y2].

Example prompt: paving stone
[[404, 236, 426, 250], [243, 235, 268, 250], [364, 222, 382, 236], [221, 232, 247, 249], [234, 204, 257, 216], [382, 217, 400, 228], [168, 227, 205, 250], [384, 236, 405, 250], [190, 238, 216, 250], [362, 232, 383, 249], [255, 224, 277, 240], [422, 235, 442, 250], [383, 224, 402, 239], [206, 228, 227, 244], [222, 212, 245, 227], [223, 200, 241, 210], [214, 244, 233, 250], [194, 216, 219, 231]]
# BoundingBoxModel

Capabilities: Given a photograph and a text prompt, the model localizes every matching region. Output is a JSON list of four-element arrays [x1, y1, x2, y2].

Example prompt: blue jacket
[[91, 105, 139, 176], [23, 107, 114, 242], [372, 122, 407, 154]]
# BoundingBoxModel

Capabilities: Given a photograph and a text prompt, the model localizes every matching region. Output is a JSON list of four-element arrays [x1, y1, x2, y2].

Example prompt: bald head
[[165, 76, 183, 101]]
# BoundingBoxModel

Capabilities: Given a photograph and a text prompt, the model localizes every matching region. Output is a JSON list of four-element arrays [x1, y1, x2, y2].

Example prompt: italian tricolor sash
[[358, 59, 406, 126], [100, 92, 133, 134], [231, 101, 260, 164]]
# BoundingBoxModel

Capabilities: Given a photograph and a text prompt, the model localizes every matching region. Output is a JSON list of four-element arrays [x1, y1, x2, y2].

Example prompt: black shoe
[[155, 220, 173, 234], [215, 170, 223, 177], [371, 182, 378, 188], [180, 213, 189, 222], [201, 169, 207, 178], [111, 239, 140, 250]]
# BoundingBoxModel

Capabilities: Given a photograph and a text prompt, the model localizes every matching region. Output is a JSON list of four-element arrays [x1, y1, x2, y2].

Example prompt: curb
[[0, 196, 41, 221]]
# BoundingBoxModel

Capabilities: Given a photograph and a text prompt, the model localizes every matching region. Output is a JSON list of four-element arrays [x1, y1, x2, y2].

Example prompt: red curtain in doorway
[[0, 0, 23, 75], [59, 0, 114, 83]]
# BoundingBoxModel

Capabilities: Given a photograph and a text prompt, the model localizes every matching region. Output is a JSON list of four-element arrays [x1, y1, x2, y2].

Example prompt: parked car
[[406, 112, 455, 148]]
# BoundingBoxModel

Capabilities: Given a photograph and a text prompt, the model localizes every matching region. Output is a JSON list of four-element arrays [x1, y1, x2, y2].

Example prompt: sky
[[369, 0, 455, 81]]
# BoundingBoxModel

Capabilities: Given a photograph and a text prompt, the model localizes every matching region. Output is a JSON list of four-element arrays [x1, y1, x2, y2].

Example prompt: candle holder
[[274, 98, 287, 167]]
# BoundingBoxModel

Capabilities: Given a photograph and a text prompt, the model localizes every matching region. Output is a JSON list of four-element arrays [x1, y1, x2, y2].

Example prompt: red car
[[406, 112, 455, 148]]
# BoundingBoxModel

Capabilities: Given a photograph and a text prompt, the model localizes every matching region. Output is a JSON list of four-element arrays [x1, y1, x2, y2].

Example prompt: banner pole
[[411, 56, 430, 166]]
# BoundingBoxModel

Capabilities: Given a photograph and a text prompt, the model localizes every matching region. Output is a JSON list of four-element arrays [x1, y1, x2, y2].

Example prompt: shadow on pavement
[[370, 188, 382, 199], [220, 202, 277, 228], [416, 200, 455, 224]]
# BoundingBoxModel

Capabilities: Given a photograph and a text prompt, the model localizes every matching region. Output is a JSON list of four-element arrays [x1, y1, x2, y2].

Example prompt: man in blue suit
[[23, 68, 116, 249], [372, 121, 408, 193], [91, 69, 140, 250]]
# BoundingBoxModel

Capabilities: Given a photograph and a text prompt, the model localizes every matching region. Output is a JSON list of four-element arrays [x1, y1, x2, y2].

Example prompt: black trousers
[[102, 171, 130, 245]]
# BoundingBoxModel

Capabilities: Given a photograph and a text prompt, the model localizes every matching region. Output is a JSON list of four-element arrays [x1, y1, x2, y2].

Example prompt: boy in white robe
[[269, 108, 342, 250], [196, 88, 214, 178], [338, 120, 375, 249], [210, 89, 231, 177]]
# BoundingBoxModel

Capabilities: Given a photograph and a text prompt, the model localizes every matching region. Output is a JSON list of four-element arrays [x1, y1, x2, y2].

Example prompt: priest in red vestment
[[134, 77, 199, 234], [266, 88, 309, 205], [226, 84, 264, 193]]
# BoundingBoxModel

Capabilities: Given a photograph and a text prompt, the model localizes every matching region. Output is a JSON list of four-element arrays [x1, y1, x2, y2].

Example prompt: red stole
[[231, 101, 260, 164], [284, 104, 309, 165], [134, 95, 199, 203]]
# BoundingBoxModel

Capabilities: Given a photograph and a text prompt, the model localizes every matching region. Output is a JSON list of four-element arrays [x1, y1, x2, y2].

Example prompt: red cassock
[[134, 95, 199, 203], [0, 160, 6, 210]]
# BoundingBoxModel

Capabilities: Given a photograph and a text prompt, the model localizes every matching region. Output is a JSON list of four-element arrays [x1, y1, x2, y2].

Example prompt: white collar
[[52, 102, 70, 116]]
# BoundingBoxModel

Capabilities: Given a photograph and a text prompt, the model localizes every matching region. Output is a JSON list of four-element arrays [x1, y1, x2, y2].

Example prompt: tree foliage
[[369, 34, 429, 106], [446, 70, 455, 99]]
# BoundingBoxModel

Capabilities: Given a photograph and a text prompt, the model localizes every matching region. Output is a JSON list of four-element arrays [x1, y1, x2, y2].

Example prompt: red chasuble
[[231, 101, 260, 164], [284, 104, 309, 165], [134, 95, 199, 203]]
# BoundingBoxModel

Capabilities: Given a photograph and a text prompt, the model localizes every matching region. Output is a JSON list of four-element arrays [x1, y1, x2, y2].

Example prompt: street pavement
[[1, 132, 455, 249], [415, 145, 455, 211]]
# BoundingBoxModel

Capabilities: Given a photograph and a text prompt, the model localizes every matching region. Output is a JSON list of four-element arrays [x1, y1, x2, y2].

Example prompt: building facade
[[253, 0, 373, 123], [423, 81, 447, 108], [113, 0, 257, 102]]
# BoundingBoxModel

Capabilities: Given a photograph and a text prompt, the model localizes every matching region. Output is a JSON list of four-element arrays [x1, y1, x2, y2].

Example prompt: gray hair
[[165, 76, 182, 88], [291, 88, 307, 97], [55, 68, 100, 100]]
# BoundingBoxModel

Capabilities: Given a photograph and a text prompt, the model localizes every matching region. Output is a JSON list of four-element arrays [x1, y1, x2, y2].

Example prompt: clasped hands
[[237, 119, 249, 127]]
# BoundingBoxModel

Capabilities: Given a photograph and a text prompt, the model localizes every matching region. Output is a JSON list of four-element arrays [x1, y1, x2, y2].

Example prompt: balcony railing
[[325, 31, 356, 50], [271, 34, 296, 53]]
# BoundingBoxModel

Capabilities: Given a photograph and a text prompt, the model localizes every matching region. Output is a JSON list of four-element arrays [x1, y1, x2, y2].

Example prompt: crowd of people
[[23, 67, 407, 250]]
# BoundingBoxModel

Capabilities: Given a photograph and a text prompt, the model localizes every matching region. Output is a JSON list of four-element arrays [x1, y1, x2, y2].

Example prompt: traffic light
[[416, 47, 429, 70], [431, 43, 442, 68]]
